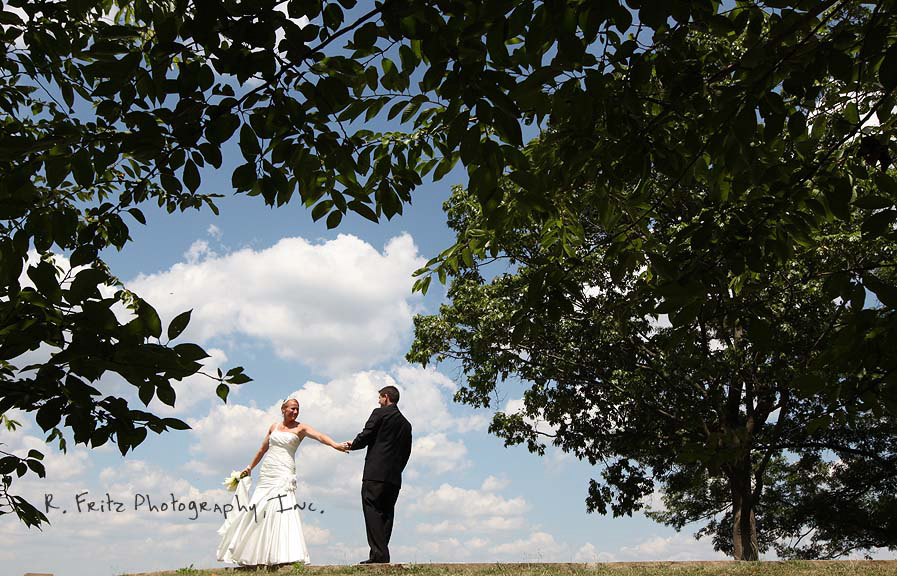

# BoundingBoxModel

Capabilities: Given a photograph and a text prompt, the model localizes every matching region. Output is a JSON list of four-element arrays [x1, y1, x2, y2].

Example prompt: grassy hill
[[127, 561, 897, 576]]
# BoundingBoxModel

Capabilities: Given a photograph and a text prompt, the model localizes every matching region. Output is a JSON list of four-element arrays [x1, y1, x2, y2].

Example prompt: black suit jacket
[[351, 403, 412, 487]]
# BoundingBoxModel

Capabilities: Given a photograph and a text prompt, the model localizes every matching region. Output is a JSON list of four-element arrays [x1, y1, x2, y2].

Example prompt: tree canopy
[[1, 0, 895, 550], [408, 0, 897, 561]]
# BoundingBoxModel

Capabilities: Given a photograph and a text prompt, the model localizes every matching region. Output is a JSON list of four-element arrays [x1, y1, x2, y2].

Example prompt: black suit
[[350, 403, 412, 563]]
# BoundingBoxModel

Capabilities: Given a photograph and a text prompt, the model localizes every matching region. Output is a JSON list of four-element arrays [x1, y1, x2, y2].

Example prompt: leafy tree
[[408, 2, 897, 561], [409, 169, 896, 560], [1, 0, 895, 540]]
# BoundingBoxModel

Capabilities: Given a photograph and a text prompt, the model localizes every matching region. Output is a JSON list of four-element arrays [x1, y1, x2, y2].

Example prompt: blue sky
[[3, 131, 734, 575], [3, 3, 893, 575]]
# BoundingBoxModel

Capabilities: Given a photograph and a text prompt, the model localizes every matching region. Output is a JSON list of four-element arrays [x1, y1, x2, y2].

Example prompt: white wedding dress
[[217, 430, 310, 565]]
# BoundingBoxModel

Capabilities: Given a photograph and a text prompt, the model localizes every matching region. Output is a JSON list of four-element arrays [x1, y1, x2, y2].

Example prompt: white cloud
[[393, 364, 489, 435], [129, 233, 426, 377], [392, 537, 471, 562], [502, 397, 558, 437], [186, 365, 486, 504], [207, 224, 223, 240], [184, 239, 215, 264], [619, 533, 728, 561], [187, 402, 275, 475], [411, 433, 469, 474], [415, 515, 523, 536], [574, 542, 616, 562], [641, 488, 667, 513], [481, 474, 510, 492], [490, 530, 568, 561], [410, 482, 528, 518]]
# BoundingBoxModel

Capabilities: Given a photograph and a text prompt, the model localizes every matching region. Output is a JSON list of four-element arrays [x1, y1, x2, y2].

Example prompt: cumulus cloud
[[207, 224, 223, 240], [619, 533, 728, 561], [410, 482, 528, 518], [129, 233, 426, 377], [480, 475, 511, 492], [574, 542, 616, 562], [411, 433, 469, 475], [187, 366, 484, 487], [184, 239, 215, 264], [187, 402, 275, 475], [490, 531, 568, 561]]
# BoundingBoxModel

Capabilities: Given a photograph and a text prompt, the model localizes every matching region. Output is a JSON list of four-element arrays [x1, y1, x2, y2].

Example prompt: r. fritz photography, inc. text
[[43, 491, 325, 521]]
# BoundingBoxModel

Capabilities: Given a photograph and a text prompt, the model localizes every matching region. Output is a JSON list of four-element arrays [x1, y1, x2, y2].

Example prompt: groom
[[345, 385, 412, 564]]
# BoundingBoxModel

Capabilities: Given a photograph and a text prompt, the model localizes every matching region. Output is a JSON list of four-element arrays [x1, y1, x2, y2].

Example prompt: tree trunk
[[731, 459, 760, 560]]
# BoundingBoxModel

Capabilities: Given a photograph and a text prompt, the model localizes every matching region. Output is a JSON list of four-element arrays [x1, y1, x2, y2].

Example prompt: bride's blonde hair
[[280, 397, 299, 411]]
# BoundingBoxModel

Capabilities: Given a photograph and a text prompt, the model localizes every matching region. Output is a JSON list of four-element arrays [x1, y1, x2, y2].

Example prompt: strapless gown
[[217, 430, 310, 565]]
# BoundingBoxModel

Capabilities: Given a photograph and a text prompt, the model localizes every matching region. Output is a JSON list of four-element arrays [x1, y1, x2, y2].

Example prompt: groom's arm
[[399, 422, 412, 470], [350, 408, 382, 450]]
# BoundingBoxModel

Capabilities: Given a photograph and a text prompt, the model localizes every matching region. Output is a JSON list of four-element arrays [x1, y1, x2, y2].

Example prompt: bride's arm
[[301, 425, 348, 452], [243, 424, 273, 476]]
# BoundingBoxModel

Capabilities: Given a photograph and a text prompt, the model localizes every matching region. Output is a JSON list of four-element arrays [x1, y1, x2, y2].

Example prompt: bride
[[217, 397, 348, 566]]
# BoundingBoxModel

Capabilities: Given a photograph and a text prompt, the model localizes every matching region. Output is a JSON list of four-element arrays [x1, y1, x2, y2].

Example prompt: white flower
[[223, 470, 242, 492]]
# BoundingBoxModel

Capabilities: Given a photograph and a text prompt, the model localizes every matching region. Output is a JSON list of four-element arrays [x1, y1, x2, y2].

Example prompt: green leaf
[[138, 383, 154, 406], [138, 301, 163, 338], [67, 267, 106, 304], [232, 162, 257, 190], [863, 274, 897, 308], [44, 155, 69, 187], [70, 244, 99, 267], [183, 159, 201, 193], [880, 44, 897, 90], [174, 342, 210, 361], [852, 196, 889, 212], [72, 149, 94, 187], [793, 374, 825, 396], [326, 210, 343, 229], [216, 383, 229, 403], [163, 418, 191, 430], [167, 309, 192, 340], [806, 414, 831, 434], [493, 108, 522, 146], [824, 179, 852, 221], [0, 457, 17, 475], [460, 126, 481, 165], [24, 458, 44, 476], [127, 207, 147, 225], [348, 200, 379, 223], [27, 261, 61, 302], [239, 124, 261, 159], [227, 373, 252, 385], [311, 200, 333, 222], [873, 172, 897, 198], [861, 209, 897, 239], [36, 403, 62, 431], [353, 22, 379, 49], [206, 113, 240, 144], [156, 382, 176, 406], [0, 9, 25, 25], [433, 153, 459, 181], [413, 275, 432, 295]]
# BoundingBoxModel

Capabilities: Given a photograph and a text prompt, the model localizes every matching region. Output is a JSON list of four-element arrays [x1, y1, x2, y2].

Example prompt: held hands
[[334, 441, 352, 453]]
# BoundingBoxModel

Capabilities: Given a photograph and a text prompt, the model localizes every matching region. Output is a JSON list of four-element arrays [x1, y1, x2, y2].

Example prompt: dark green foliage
[[409, 2, 897, 560]]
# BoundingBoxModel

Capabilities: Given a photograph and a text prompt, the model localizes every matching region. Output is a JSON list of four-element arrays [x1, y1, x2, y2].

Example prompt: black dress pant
[[361, 480, 401, 562]]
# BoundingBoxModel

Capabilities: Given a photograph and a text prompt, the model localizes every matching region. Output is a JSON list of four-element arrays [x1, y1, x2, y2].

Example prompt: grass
[[126, 561, 897, 576]]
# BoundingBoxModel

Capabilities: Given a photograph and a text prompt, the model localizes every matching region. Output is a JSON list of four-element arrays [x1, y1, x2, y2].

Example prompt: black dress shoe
[[359, 559, 389, 564]]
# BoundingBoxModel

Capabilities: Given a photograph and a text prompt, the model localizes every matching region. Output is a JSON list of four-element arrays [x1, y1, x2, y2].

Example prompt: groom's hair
[[379, 385, 400, 404]]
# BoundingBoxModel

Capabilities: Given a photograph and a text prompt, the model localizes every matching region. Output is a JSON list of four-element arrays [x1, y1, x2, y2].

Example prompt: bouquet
[[223, 470, 243, 492]]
